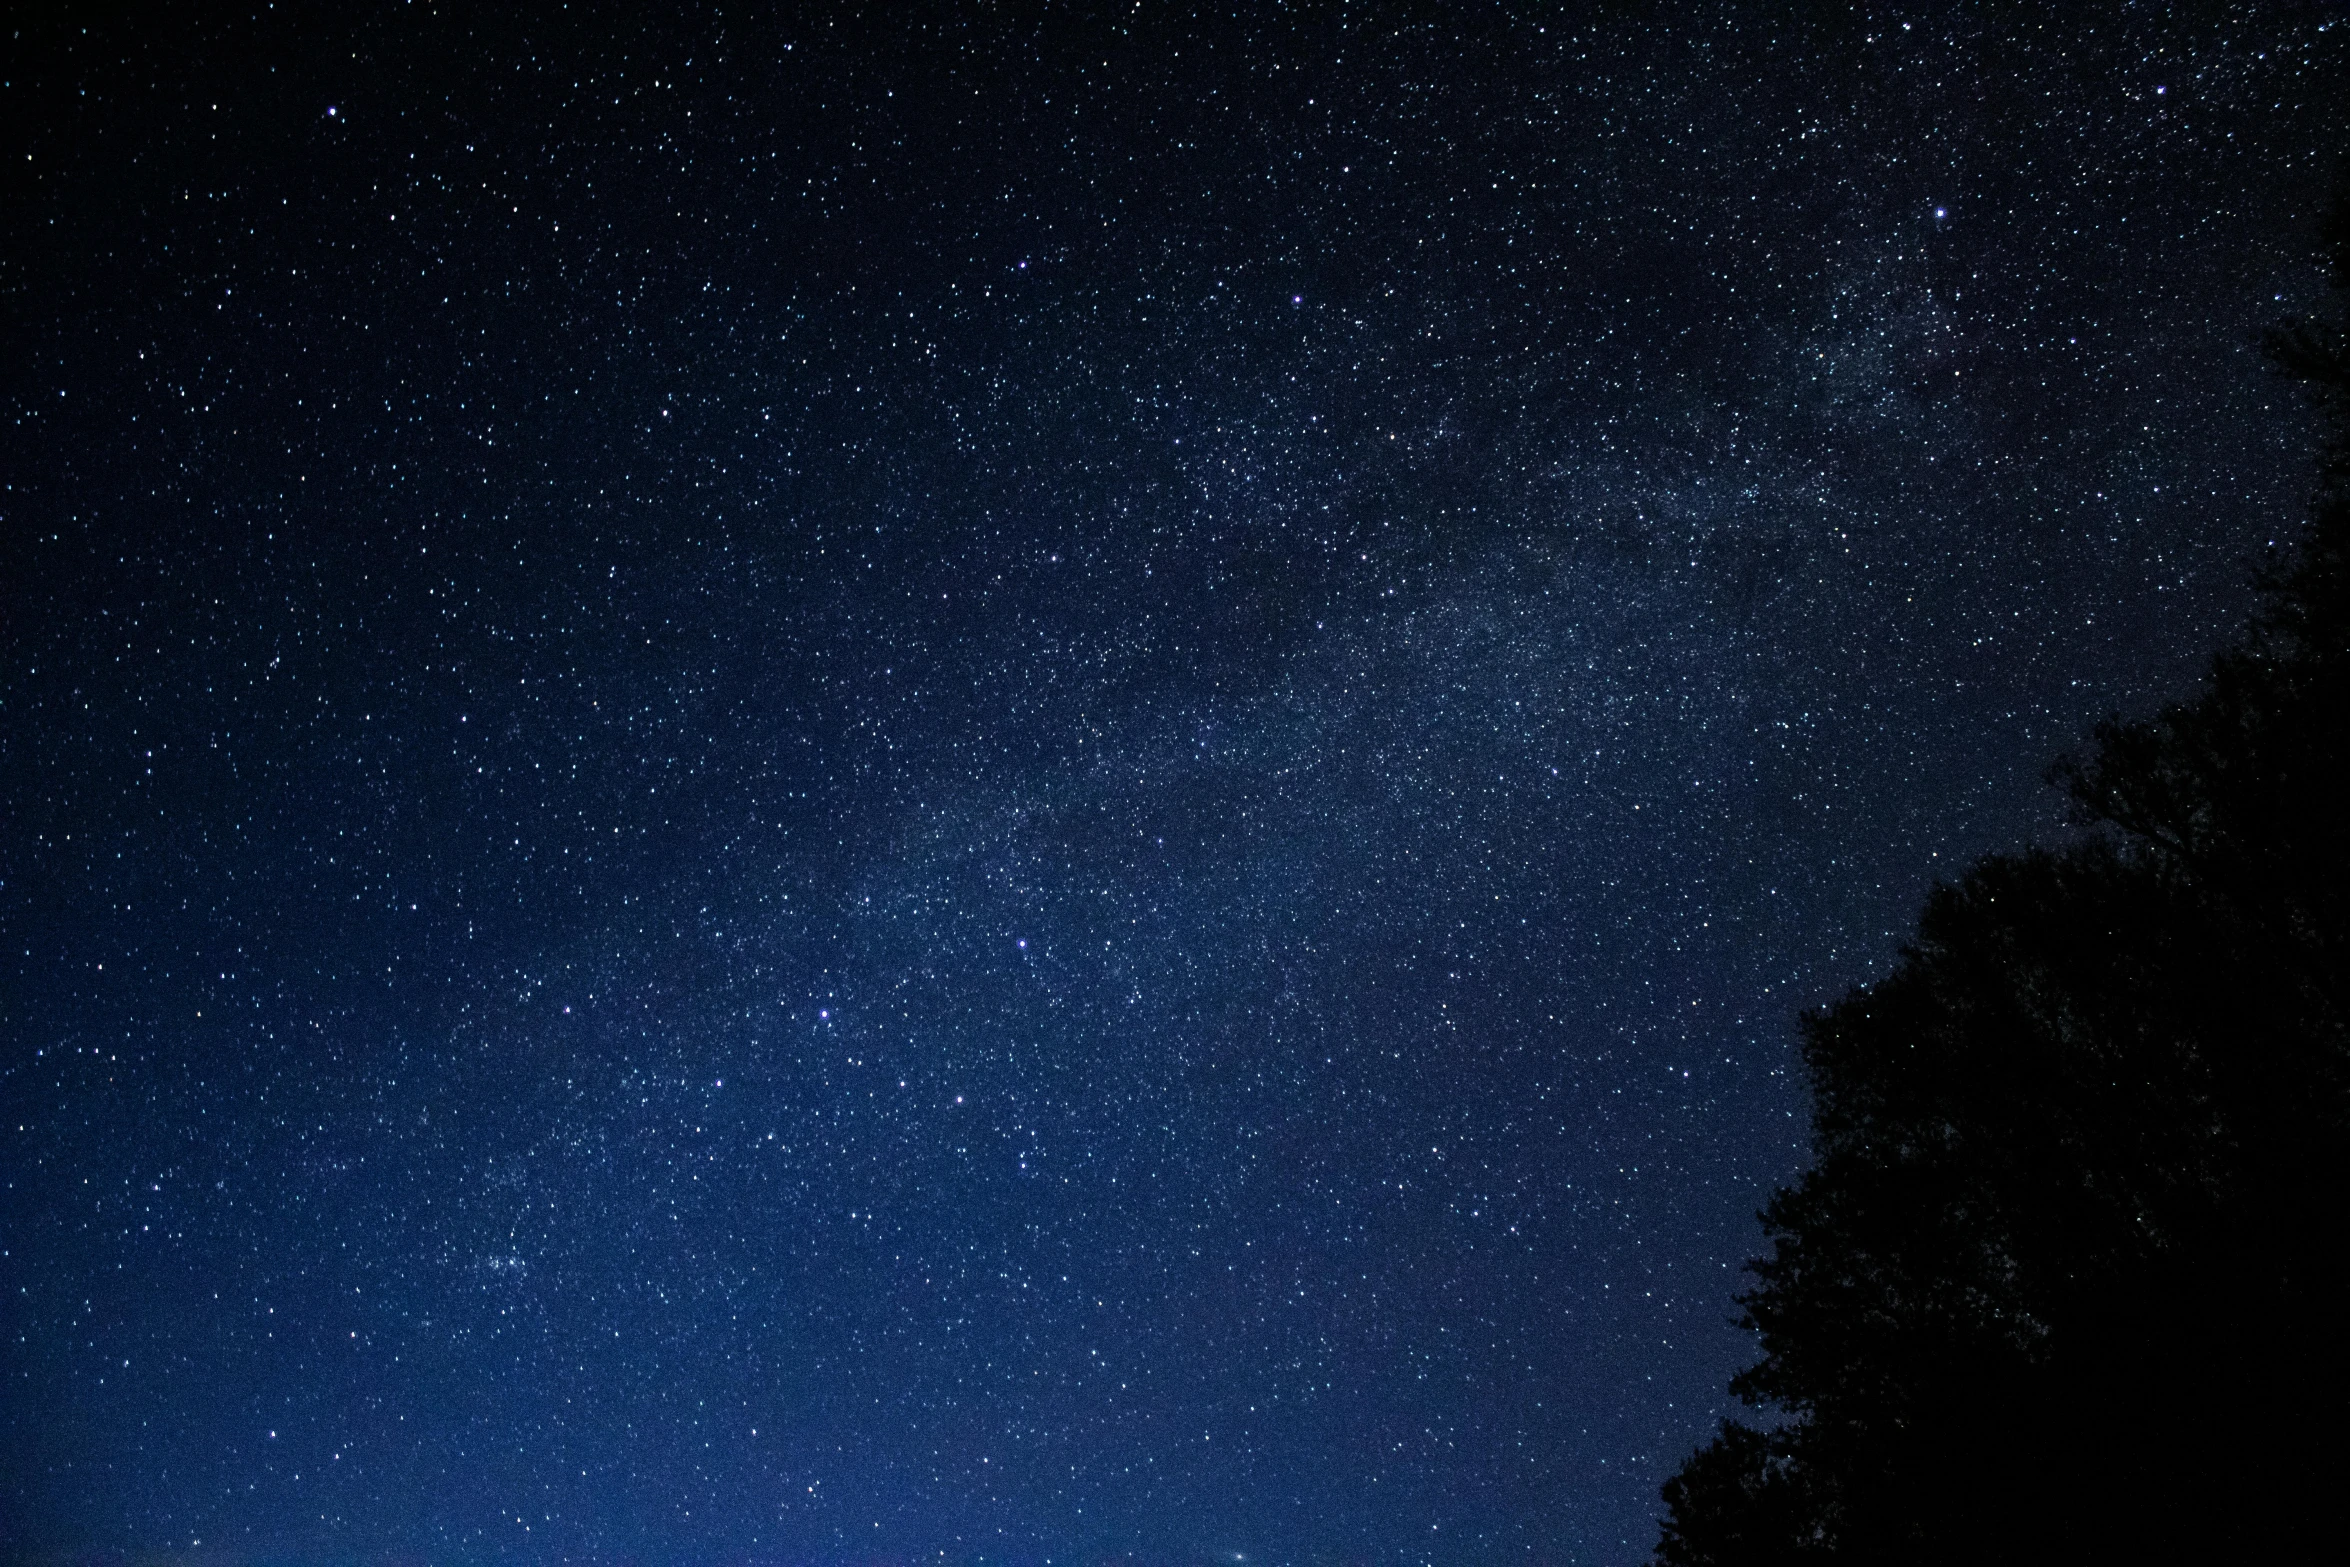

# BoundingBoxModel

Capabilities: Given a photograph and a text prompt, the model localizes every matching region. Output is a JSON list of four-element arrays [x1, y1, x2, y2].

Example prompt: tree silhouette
[[1655, 203, 2350, 1565]]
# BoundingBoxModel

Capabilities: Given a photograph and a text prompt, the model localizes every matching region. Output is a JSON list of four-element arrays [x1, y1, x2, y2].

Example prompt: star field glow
[[2, 5, 2342, 1566]]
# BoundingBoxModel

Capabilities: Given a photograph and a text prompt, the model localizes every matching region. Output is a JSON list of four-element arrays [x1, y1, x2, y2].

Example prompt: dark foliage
[[1655, 208, 2350, 1563]]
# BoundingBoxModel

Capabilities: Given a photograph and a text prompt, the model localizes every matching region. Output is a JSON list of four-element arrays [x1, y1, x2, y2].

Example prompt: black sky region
[[4, 4, 2344, 1565]]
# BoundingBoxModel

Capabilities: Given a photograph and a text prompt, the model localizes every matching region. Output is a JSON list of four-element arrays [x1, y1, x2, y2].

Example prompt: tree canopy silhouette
[[1654, 202, 2350, 1566]]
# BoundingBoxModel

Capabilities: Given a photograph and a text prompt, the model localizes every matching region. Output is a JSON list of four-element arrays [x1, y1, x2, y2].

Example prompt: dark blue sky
[[4, 4, 2342, 1565]]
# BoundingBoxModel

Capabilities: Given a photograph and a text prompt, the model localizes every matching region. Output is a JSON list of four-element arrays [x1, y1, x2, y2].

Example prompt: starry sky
[[3, 4, 2343, 1565]]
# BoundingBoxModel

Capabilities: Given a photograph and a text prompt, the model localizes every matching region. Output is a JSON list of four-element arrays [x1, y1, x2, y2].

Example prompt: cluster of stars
[[4, 5, 2342, 1566]]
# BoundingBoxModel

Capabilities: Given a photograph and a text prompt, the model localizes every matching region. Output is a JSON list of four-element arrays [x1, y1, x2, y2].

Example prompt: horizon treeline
[[1653, 200, 2350, 1564]]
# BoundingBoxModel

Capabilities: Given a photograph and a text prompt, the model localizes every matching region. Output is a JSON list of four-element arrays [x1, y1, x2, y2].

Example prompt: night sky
[[4, 4, 2344, 1564]]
